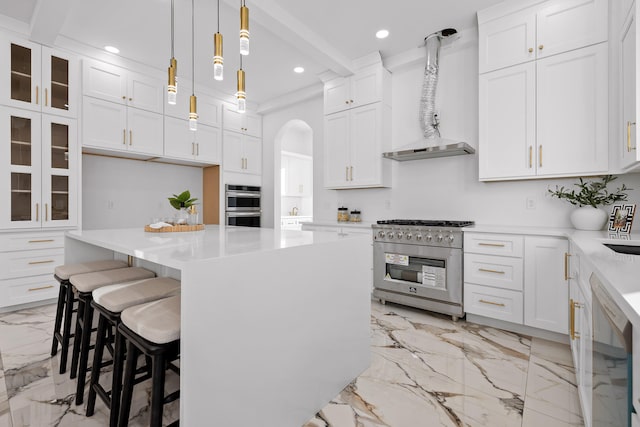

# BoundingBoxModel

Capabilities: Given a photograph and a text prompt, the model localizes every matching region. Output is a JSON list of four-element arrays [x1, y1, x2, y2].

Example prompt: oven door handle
[[226, 191, 261, 198], [226, 211, 262, 217]]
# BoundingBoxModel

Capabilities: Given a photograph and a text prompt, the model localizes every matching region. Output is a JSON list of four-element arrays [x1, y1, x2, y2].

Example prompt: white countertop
[[66, 225, 366, 270], [468, 224, 640, 327]]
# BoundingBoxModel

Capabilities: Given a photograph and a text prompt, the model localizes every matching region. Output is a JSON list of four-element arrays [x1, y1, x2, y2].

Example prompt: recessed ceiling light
[[376, 29, 389, 39], [293, 66, 305, 74], [104, 45, 120, 54]]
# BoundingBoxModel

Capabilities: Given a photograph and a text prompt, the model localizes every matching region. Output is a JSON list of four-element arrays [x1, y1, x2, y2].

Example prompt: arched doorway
[[274, 120, 313, 230]]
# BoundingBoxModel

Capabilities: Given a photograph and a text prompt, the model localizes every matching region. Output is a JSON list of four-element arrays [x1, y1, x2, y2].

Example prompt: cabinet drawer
[[0, 275, 59, 308], [0, 248, 64, 279], [464, 283, 523, 324], [464, 253, 523, 291], [0, 232, 65, 252], [464, 233, 523, 257]]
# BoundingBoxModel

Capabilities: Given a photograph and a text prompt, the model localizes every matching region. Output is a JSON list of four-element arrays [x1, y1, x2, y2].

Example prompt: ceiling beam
[[221, 0, 355, 76], [29, 0, 77, 45]]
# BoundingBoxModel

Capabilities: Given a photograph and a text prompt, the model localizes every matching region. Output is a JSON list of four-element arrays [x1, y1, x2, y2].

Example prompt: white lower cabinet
[[0, 230, 63, 309], [464, 232, 569, 335]]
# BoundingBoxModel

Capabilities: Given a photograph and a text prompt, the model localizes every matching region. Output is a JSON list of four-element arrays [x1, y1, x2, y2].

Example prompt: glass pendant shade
[[189, 95, 198, 131], [240, 5, 250, 55], [213, 33, 224, 81], [236, 69, 246, 113]]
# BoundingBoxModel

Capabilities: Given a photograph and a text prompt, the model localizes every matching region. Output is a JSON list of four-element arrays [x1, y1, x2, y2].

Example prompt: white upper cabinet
[[164, 116, 221, 165], [165, 86, 222, 128], [83, 59, 163, 114], [222, 130, 261, 175], [0, 35, 79, 118], [222, 106, 261, 138], [479, 0, 608, 73], [620, 2, 640, 170], [324, 65, 389, 115]]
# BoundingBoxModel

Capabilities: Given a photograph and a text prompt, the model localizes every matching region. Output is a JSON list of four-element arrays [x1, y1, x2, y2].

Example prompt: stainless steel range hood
[[383, 138, 475, 161]]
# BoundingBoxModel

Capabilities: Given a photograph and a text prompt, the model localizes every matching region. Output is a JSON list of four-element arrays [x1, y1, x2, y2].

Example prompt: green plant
[[548, 175, 630, 208], [168, 190, 198, 210]]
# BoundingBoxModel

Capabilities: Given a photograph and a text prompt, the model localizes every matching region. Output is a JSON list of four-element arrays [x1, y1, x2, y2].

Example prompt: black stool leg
[[76, 294, 95, 405], [150, 353, 166, 427], [50, 281, 66, 356], [70, 292, 84, 379], [86, 314, 108, 416], [118, 340, 140, 427], [110, 328, 126, 427], [59, 283, 75, 374]]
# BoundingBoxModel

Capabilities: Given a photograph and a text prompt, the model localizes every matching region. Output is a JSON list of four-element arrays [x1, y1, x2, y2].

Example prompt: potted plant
[[548, 175, 630, 230], [168, 190, 198, 224]]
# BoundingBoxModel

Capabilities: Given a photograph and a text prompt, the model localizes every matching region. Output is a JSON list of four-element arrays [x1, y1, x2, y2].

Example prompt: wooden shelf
[[51, 81, 69, 88], [11, 70, 31, 79]]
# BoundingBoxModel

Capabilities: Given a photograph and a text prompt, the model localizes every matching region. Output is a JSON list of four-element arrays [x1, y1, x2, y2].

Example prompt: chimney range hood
[[383, 28, 476, 162]]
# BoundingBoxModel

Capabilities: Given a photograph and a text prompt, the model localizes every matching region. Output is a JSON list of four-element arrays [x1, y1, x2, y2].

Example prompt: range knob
[[415, 233, 423, 241], [406, 233, 412, 240], [387, 231, 395, 239], [436, 234, 444, 242], [397, 231, 404, 239], [377, 230, 385, 238], [426, 234, 433, 242], [447, 234, 455, 243]]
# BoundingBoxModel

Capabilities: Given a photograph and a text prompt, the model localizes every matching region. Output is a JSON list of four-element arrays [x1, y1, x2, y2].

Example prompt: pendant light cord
[[217, 0, 220, 31], [192, 0, 195, 96], [170, 0, 174, 57]]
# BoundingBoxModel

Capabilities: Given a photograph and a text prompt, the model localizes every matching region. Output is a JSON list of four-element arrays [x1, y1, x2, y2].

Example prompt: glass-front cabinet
[[0, 36, 77, 118], [0, 107, 77, 229]]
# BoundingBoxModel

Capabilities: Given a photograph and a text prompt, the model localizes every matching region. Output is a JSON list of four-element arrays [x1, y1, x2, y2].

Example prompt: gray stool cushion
[[70, 267, 155, 293], [54, 260, 129, 280], [93, 277, 181, 313], [121, 295, 181, 344]]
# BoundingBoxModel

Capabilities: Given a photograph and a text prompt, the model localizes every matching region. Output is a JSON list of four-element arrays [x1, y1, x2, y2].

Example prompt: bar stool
[[118, 294, 181, 427], [85, 277, 181, 427], [69, 267, 156, 405], [52, 259, 129, 374]]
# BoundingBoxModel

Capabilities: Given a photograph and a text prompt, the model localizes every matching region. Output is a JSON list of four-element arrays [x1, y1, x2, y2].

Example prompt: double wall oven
[[225, 185, 261, 227], [372, 220, 473, 321]]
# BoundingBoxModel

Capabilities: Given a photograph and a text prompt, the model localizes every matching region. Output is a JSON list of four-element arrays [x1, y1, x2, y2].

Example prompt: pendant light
[[189, 0, 198, 131], [213, 0, 223, 80], [167, 0, 178, 105], [239, 0, 249, 56], [236, 55, 246, 113]]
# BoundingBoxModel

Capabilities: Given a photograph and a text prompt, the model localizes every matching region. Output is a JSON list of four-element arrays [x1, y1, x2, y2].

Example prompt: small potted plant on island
[[168, 190, 198, 225], [548, 175, 631, 230]]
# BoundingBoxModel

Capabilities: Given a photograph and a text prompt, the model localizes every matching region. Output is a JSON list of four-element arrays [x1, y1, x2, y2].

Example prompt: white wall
[[262, 29, 640, 228], [82, 155, 203, 229]]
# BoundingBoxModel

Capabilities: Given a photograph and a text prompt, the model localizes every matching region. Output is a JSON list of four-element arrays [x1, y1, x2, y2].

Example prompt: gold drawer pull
[[478, 242, 505, 247], [28, 260, 54, 265], [564, 252, 571, 281], [479, 299, 505, 307], [478, 268, 505, 274], [28, 239, 55, 243], [28, 285, 54, 292]]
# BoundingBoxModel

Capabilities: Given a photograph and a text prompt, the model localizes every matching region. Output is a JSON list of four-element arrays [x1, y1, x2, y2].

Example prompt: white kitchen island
[[64, 225, 371, 427]]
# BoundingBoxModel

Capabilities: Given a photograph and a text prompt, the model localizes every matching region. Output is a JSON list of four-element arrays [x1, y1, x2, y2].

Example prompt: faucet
[[290, 207, 298, 216]]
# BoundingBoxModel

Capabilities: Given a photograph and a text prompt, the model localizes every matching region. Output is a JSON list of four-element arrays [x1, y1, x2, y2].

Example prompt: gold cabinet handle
[[571, 300, 582, 340], [478, 268, 505, 274], [45, 88, 48, 106], [35, 85, 39, 104], [478, 242, 505, 247], [45, 203, 48, 221], [529, 146, 533, 168], [539, 145, 542, 167], [35, 203, 39, 221], [479, 299, 505, 307], [345, 100, 349, 105], [129, 130, 132, 145], [569, 298, 575, 340], [196, 143, 199, 156], [564, 252, 571, 281], [28, 260, 54, 265], [346, 166, 349, 181], [129, 97, 132, 102], [28, 239, 55, 243], [192, 142, 195, 155], [28, 285, 54, 292], [350, 166, 354, 181], [123, 129, 126, 145], [122, 95, 126, 100], [528, 47, 534, 53], [539, 44, 544, 50], [628, 121, 636, 152]]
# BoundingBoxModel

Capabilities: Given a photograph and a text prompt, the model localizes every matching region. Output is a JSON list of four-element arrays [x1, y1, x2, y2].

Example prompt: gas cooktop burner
[[376, 219, 474, 227]]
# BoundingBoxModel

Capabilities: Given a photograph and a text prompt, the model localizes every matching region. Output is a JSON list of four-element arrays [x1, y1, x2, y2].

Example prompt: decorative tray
[[144, 224, 205, 233]]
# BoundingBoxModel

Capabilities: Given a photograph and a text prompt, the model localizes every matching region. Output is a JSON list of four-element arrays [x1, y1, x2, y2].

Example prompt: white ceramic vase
[[570, 206, 608, 230]]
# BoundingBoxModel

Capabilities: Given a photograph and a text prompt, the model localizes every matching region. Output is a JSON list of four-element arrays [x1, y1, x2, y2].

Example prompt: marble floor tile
[[2, 300, 584, 427]]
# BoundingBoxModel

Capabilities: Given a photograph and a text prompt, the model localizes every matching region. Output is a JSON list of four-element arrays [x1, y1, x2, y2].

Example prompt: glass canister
[[350, 210, 361, 222], [337, 207, 349, 222]]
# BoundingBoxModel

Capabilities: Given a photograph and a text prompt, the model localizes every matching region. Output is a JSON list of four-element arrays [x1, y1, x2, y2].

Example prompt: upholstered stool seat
[[51, 259, 129, 375], [70, 267, 156, 406], [85, 278, 180, 426], [118, 295, 181, 427]]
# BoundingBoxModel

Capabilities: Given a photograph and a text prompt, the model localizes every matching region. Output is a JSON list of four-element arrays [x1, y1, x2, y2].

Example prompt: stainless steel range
[[372, 220, 474, 321]]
